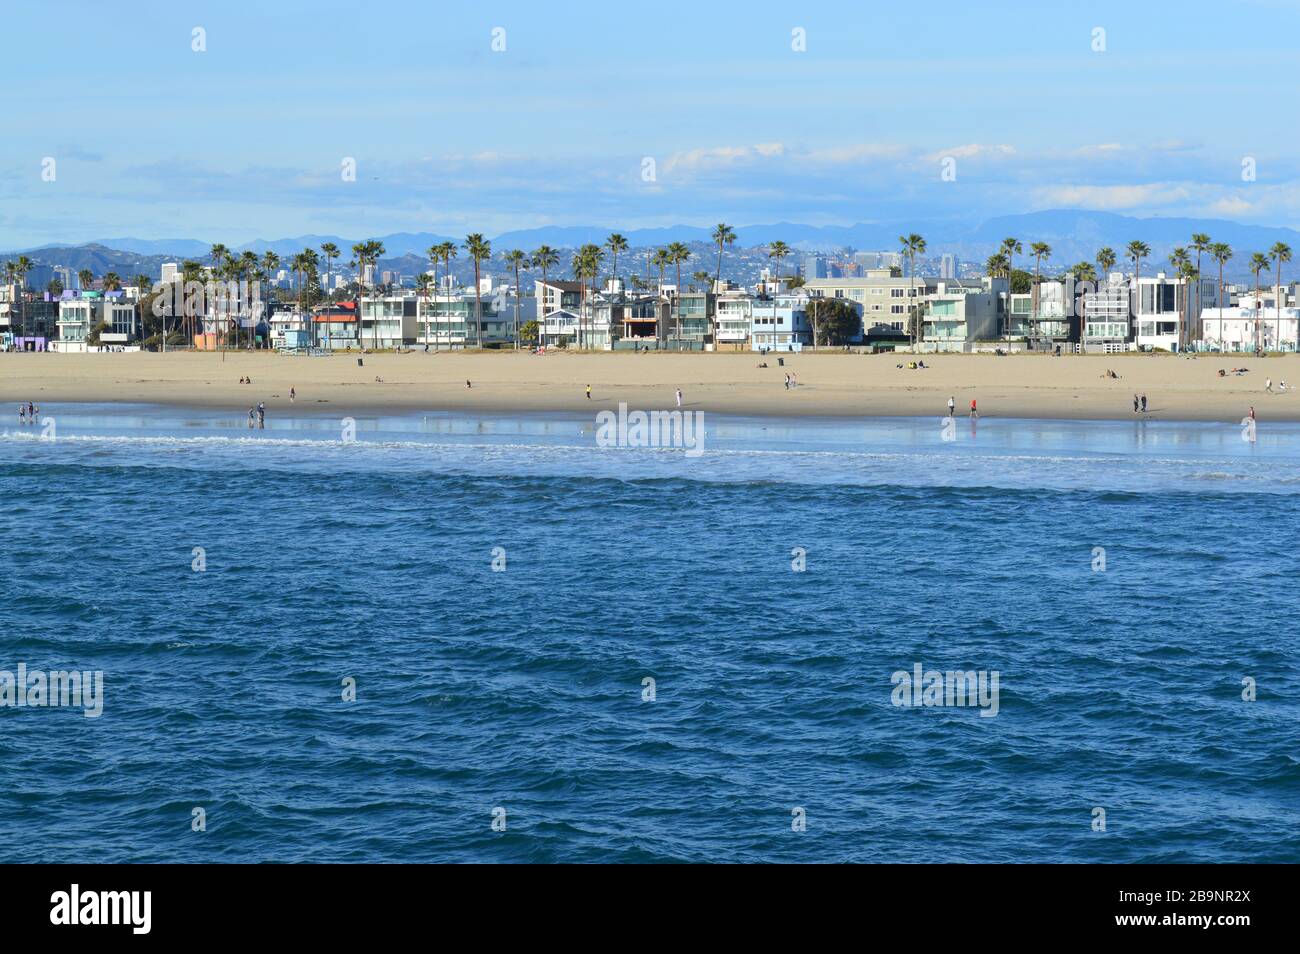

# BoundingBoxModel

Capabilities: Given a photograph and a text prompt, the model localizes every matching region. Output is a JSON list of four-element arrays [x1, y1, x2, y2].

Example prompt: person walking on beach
[[1133, 394, 1139, 413], [290, 387, 295, 403], [466, 379, 472, 389], [784, 373, 791, 390], [586, 384, 592, 400], [1140, 394, 1148, 412], [675, 388, 683, 408], [947, 395, 955, 417], [969, 398, 978, 419], [1249, 405, 1256, 420], [1265, 377, 1273, 394]]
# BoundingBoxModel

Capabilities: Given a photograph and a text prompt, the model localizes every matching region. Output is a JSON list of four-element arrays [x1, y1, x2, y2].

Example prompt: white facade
[[1200, 298, 1300, 352]]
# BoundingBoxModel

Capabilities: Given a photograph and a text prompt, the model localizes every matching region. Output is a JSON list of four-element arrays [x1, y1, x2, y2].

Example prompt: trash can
[[357, 358, 364, 367], [778, 357, 785, 366]]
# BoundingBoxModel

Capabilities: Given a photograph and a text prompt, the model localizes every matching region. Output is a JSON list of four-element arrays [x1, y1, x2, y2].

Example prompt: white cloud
[[926, 143, 1015, 161], [663, 142, 786, 176]]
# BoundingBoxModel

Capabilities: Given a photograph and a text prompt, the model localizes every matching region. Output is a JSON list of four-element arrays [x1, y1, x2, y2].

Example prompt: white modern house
[[1200, 293, 1300, 352]]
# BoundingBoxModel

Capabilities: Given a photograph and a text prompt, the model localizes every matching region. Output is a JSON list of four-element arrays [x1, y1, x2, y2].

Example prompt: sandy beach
[[3, 349, 1298, 422]]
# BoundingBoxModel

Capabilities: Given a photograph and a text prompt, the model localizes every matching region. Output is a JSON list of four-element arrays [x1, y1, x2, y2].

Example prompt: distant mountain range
[[6, 211, 1300, 281]]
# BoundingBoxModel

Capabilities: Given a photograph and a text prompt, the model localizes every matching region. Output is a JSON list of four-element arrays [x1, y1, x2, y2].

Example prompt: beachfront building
[[2, 283, 59, 350], [55, 291, 138, 348], [1011, 281, 1076, 351], [716, 294, 754, 350], [1132, 273, 1217, 351], [667, 290, 712, 349], [918, 279, 1003, 351], [1200, 294, 1300, 352], [749, 293, 812, 352], [314, 301, 360, 349], [600, 293, 665, 350], [418, 291, 533, 348], [358, 293, 419, 349], [535, 279, 584, 348], [1080, 276, 1132, 352], [804, 268, 1004, 347]]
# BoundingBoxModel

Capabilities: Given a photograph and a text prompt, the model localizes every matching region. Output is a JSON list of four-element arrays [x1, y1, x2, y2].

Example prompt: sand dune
[[3, 349, 1297, 422]]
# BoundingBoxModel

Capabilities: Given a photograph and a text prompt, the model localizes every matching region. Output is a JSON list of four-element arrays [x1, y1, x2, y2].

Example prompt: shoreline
[[4, 350, 1297, 423]]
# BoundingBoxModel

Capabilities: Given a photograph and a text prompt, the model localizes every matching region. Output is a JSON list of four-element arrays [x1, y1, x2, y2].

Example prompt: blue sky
[[4, 0, 1300, 246]]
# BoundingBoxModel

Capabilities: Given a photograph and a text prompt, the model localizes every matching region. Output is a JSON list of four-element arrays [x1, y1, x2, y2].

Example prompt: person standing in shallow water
[[1141, 394, 1147, 412], [675, 388, 683, 408]]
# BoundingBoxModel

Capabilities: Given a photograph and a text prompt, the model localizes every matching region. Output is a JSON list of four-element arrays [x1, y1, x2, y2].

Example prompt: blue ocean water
[[1, 404, 1298, 863]]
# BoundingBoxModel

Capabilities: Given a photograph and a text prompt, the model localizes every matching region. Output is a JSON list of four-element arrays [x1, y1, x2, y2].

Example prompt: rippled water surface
[[1, 405, 1298, 862]]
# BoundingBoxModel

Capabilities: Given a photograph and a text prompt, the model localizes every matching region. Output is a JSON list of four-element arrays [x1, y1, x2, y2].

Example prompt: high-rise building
[[940, 254, 957, 279], [802, 254, 827, 279]]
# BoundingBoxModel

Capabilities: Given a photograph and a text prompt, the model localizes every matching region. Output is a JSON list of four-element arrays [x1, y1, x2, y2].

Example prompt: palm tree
[[179, 260, 202, 343], [1029, 241, 1052, 332], [1072, 262, 1098, 347], [1270, 242, 1292, 353], [1250, 252, 1270, 353], [10, 256, 32, 337], [1000, 237, 1023, 347], [102, 272, 122, 291], [651, 249, 671, 291], [1170, 247, 1192, 349], [1126, 240, 1150, 325], [985, 253, 1009, 278], [1189, 233, 1212, 349], [571, 244, 603, 349], [529, 245, 558, 348], [767, 240, 790, 291], [1096, 247, 1116, 284], [505, 249, 528, 349], [436, 242, 458, 348], [898, 234, 926, 346], [710, 223, 736, 346], [351, 240, 386, 348], [650, 248, 671, 343], [319, 242, 339, 294], [692, 270, 712, 292], [605, 233, 628, 293], [133, 274, 152, 295], [1209, 243, 1233, 347], [239, 251, 259, 346], [463, 234, 491, 348], [77, 269, 94, 291], [667, 241, 691, 347]]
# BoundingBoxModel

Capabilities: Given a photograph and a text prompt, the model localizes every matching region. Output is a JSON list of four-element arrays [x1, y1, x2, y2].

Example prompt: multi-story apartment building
[[1010, 281, 1077, 351], [1201, 292, 1300, 352], [54, 291, 138, 348], [1080, 276, 1132, 352], [805, 270, 1005, 349], [358, 293, 419, 348], [919, 280, 1003, 351], [2, 284, 59, 349], [419, 291, 534, 348], [749, 293, 812, 351]]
